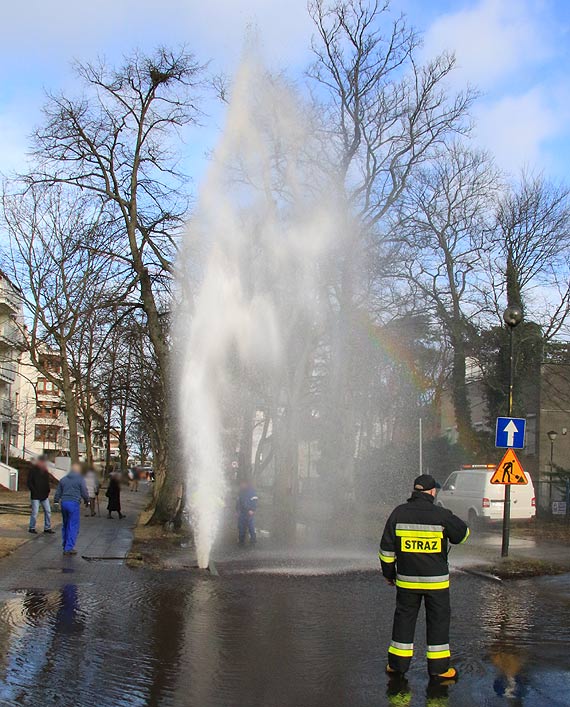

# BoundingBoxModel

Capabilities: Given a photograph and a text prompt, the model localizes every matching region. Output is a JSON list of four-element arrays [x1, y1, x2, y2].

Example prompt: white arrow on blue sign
[[495, 417, 526, 449]]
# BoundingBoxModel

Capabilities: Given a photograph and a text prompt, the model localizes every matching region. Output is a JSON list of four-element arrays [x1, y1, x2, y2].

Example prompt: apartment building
[[16, 350, 105, 463], [0, 271, 24, 462]]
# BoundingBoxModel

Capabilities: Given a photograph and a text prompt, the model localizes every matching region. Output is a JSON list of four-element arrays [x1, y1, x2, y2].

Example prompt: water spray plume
[[176, 56, 343, 569]]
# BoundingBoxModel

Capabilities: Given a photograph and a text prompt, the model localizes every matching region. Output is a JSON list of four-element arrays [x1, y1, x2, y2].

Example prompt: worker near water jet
[[236, 478, 258, 546], [379, 474, 469, 683]]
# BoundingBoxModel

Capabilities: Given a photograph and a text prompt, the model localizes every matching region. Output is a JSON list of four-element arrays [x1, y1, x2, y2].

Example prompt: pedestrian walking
[[53, 463, 90, 556], [236, 478, 258, 546], [130, 467, 140, 492], [83, 465, 100, 517], [27, 456, 54, 535], [106, 472, 125, 519], [379, 474, 469, 682]]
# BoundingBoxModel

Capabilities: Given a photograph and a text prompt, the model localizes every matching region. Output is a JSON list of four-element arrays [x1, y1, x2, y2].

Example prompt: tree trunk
[[119, 424, 128, 471], [150, 422, 183, 526], [506, 250, 524, 313], [320, 253, 356, 516], [272, 408, 298, 543], [83, 411, 93, 467], [59, 352, 80, 463], [238, 401, 254, 479], [450, 338, 477, 454]]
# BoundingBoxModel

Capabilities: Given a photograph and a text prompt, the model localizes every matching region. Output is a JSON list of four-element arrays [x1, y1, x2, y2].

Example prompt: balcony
[[0, 361, 17, 384], [37, 390, 63, 403], [0, 324, 22, 348], [35, 415, 65, 426], [0, 398, 14, 420], [0, 290, 21, 316]]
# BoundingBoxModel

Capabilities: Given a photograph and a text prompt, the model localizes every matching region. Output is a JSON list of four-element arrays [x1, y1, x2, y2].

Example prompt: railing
[[0, 398, 13, 419], [0, 290, 21, 315], [0, 361, 17, 383], [0, 323, 21, 347]]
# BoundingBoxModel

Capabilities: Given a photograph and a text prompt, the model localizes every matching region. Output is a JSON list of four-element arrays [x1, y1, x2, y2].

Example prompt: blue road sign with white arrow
[[495, 417, 526, 449]]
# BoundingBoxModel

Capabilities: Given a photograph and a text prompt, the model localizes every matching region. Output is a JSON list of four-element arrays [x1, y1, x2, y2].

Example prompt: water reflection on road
[[0, 563, 569, 706]]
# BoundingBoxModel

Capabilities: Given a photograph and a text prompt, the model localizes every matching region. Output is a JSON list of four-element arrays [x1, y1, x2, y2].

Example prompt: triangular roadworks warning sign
[[490, 449, 528, 485]]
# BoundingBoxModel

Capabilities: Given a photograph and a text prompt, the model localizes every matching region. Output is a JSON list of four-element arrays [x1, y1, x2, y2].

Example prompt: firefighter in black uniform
[[379, 474, 469, 681]]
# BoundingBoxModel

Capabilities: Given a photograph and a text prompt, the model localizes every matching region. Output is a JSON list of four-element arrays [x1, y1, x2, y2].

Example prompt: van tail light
[[531, 497, 536, 507], [482, 498, 490, 508]]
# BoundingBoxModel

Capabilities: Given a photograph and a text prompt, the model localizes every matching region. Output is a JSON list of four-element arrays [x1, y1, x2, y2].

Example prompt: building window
[[37, 378, 56, 394], [35, 425, 58, 443]]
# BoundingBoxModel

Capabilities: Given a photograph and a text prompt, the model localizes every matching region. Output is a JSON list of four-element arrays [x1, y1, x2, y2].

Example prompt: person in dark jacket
[[106, 472, 124, 519], [27, 457, 54, 535], [236, 478, 258, 546], [379, 474, 469, 682], [54, 463, 90, 555]]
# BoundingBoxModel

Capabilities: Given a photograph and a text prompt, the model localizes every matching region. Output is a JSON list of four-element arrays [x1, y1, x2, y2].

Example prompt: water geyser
[[176, 56, 343, 568]]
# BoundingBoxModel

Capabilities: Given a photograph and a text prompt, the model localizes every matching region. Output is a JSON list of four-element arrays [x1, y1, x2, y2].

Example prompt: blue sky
[[1, 0, 570, 184]]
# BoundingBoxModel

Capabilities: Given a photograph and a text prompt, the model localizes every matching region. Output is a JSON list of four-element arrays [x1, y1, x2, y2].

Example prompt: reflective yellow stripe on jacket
[[395, 574, 450, 590]]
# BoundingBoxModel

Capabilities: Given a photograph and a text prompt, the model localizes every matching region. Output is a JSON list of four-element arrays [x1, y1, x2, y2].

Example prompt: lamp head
[[547, 430, 558, 442], [503, 306, 523, 328]]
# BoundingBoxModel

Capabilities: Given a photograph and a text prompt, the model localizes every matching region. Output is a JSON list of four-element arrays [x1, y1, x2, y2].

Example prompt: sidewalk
[[450, 527, 570, 578], [0, 483, 149, 592]]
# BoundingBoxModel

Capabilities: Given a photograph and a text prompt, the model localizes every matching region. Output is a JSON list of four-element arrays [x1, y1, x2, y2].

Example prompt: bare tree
[[27, 47, 206, 521], [3, 184, 114, 463], [476, 174, 570, 425], [393, 143, 499, 451], [308, 0, 474, 225], [307, 0, 475, 495], [487, 173, 570, 337]]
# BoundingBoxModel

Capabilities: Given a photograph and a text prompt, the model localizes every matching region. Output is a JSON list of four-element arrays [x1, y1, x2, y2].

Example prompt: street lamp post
[[501, 305, 523, 558], [547, 429, 558, 510]]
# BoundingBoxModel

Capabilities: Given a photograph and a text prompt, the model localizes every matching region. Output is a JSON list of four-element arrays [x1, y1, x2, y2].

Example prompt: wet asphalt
[[0, 488, 569, 707]]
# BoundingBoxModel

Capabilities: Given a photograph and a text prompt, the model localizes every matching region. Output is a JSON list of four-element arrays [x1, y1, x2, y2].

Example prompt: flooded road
[[0, 554, 569, 707]]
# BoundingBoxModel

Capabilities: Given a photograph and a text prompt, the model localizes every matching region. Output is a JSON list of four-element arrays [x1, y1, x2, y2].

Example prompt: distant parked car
[[436, 465, 536, 527]]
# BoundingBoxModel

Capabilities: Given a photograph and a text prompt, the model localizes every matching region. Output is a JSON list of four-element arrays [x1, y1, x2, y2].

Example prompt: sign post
[[500, 305, 523, 558]]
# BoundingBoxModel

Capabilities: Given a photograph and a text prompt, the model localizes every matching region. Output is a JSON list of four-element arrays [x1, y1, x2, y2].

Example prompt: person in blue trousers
[[54, 463, 89, 556], [236, 478, 258, 546]]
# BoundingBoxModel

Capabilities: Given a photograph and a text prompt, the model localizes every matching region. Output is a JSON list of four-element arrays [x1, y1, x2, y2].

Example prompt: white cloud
[[474, 87, 563, 172], [422, 0, 569, 174], [423, 0, 551, 88]]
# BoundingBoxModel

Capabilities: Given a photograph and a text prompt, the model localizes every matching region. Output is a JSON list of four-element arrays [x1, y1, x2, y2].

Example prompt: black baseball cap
[[413, 474, 441, 491]]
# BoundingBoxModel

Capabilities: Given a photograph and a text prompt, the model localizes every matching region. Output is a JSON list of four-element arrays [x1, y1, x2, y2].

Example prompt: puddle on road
[[0, 565, 568, 706]]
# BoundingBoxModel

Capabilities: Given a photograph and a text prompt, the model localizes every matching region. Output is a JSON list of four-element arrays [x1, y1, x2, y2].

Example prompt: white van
[[436, 465, 536, 526]]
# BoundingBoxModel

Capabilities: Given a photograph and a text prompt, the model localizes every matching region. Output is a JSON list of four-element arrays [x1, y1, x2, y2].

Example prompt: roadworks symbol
[[490, 449, 528, 485]]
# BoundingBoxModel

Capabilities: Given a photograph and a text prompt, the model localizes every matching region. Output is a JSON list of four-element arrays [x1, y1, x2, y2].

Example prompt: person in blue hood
[[54, 463, 89, 556], [236, 478, 258, 546]]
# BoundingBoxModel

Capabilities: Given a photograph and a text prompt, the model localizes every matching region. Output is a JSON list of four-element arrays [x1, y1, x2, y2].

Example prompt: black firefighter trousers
[[388, 588, 451, 675]]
